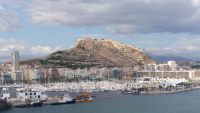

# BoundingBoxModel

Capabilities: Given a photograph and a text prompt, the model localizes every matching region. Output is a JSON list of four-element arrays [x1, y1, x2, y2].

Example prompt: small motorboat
[[51, 94, 76, 105], [76, 92, 94, 103]]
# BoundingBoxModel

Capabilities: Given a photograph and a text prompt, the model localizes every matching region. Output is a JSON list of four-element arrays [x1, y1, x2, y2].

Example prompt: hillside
[[42, 38, 155, 69]]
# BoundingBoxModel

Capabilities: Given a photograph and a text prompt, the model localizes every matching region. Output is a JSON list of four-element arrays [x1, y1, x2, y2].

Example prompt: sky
[[1, 0, 200, 60]]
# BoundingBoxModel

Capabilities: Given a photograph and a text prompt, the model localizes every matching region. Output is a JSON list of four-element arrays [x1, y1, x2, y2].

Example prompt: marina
[[0, 78, 200, 110]]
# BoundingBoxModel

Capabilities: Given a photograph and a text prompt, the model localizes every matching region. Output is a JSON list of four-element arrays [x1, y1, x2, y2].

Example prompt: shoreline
[[139, 87, 200, 95]]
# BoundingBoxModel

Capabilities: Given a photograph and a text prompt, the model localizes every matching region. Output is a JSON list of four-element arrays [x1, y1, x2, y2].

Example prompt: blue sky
[[1, 0, 200, 59]]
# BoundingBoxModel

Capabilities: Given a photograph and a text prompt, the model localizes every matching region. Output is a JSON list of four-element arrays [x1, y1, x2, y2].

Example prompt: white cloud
[[186, 46, 199, 51], [192, 0, 200, 6], [0, 38, 26, 53], [26, 0, 200, 34], [1, 44, 25, 52], [0, 38, 62, 58], [30, 45, 63, 55], [145, 37, 200, 57], [30, 45, 52, 55], [0, 4, 4, 10], [0, 1, 20, 31]]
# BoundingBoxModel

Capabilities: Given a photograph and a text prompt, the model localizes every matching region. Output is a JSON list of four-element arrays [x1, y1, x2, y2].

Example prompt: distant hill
[[151, 55, 196, 63], [42, 37, 155, 69]]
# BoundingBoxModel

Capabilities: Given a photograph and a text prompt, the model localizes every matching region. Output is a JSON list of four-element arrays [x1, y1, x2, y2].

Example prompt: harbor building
[[136, 70, 195, 80], [137, 61, 197, 80]]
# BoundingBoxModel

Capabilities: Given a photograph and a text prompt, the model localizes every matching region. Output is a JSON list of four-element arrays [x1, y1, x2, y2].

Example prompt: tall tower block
[[11, 51, 20, 80]]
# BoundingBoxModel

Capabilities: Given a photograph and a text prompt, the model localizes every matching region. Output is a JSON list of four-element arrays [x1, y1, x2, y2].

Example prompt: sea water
[[3, 90, 200, 113]]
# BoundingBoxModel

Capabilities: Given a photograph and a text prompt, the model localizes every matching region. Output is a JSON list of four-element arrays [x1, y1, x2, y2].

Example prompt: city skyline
[[1, 0, 200, 58]]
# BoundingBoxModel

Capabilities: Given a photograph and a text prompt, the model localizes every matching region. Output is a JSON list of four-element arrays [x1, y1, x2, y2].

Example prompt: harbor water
[[3, 90, 200, 113]]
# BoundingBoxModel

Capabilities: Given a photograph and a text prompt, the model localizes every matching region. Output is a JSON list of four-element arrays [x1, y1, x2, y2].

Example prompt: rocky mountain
[[43, 38, 155, 68]]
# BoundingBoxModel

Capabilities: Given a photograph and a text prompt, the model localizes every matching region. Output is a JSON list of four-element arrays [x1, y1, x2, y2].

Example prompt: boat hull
[[30, 102, 43, 107], [0, 100, 10, 110], [66, 99, 76, 104], [15, 101, 43, 108], [51, 99, 76, 105], [76, 99, 94, 103]]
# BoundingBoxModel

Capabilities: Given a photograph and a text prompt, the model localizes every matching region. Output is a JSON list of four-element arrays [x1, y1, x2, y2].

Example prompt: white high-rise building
[[11, 51, 21, 81]]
